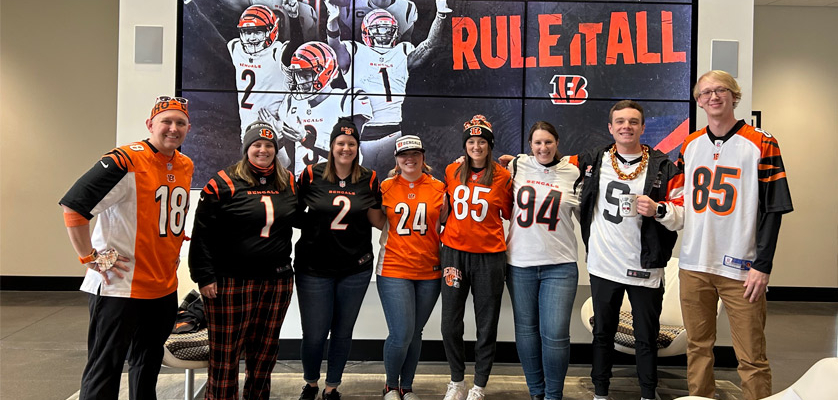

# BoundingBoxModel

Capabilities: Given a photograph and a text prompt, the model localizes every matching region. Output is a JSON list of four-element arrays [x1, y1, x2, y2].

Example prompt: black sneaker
[[323, 388, 342, 400], [299, 384, 319, 400]]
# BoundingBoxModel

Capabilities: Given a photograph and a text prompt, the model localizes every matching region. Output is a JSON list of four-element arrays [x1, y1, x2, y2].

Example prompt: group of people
[[61, 68, 792, 400]]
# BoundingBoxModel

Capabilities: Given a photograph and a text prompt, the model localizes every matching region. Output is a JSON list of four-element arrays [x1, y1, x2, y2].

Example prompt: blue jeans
[[295, 269, 372, 387], [377, 276, 441, 389], [506, 263, 578, 400]]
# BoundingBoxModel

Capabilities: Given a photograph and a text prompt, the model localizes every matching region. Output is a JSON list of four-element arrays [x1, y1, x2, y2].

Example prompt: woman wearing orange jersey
[[375, 135, 445, 400], [440, 115, 513, 400]]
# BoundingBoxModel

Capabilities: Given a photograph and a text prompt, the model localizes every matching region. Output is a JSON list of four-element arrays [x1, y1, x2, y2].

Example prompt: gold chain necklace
[[609, 144, 649, 180]]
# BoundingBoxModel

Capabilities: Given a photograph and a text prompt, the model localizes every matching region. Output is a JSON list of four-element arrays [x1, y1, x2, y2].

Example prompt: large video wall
[[179, 0, 695, 187]]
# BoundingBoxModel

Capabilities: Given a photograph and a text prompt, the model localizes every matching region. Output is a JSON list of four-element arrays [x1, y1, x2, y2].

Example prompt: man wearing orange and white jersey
[[60, 96, 193, 400], [678, 70, 793, 400]]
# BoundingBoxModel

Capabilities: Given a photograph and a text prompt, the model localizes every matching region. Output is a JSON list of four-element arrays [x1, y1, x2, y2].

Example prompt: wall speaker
[[135, 26, 164, 64], [711, 40, 738, 77]]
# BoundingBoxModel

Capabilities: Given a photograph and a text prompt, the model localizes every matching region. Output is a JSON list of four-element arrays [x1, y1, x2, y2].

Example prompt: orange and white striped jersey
[[376, 173, 445, 280], [60, 140, 193, 299], [678, 121, 793, 280], [441, 162, 513, 253]]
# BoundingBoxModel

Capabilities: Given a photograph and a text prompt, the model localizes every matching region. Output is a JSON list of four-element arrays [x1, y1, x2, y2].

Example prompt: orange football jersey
[[441, 162, 513, 253], [376, 173, 445, 280]]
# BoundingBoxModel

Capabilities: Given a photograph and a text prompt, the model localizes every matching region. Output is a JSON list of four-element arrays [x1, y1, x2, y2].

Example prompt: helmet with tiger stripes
[[361, 9, 399, 49], [289, 41, 339, 100], [237, 5, 279, 55]]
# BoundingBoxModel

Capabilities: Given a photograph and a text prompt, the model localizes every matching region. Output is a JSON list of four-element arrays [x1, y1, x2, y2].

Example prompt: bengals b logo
[[259, 129, 274, 140], [550, 75, 588, 105]]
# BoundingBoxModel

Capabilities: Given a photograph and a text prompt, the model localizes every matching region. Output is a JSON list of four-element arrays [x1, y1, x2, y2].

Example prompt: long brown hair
[[456, 143, 495, 186], [322, 136, 363, 183]]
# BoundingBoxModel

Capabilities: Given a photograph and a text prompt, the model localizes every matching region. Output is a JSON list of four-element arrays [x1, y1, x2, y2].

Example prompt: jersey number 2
[[240, 69, 256, 109], [331, 195, 351, 230], [155, 186, 188, 237]]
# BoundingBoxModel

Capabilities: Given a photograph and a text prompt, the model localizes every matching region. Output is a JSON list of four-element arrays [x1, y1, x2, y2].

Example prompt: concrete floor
[[0, 290, 835, 400]]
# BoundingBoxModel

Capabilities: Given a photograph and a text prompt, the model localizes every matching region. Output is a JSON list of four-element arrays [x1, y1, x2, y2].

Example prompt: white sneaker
[[465, 386, 484, 400], [383, 389, 401, 400], [443, 381, 466, 400], [402, 392, 421, 400]]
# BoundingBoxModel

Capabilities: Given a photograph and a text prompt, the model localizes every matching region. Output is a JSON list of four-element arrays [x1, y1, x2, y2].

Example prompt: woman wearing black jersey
[[294, 118, 383, 400], [189, 121, 297, 400]]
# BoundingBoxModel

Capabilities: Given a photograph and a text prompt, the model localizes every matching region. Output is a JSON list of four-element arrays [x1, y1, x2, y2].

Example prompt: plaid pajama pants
[[204, 275, 294, 400]]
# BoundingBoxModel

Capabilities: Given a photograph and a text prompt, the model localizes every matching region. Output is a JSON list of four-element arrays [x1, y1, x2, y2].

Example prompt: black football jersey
[[189, 168, 298, 287], [294, 163, 382, 277]]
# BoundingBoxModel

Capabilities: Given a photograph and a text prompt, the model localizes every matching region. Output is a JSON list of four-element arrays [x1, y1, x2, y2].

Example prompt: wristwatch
[[655, 203, 667, 219], [79, 248, 98, 264]]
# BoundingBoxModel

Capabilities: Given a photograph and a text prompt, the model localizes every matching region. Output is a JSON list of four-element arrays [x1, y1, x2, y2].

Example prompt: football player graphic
[[331, 0, 419, 44], [259, 41, 372, 178], [324, 0, 450, 178], [228, 5, 289, 139]]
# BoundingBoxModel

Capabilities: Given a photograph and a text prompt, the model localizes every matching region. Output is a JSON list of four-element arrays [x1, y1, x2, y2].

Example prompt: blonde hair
[[390, 152, 433, 177], [693, 70, 742, 108]]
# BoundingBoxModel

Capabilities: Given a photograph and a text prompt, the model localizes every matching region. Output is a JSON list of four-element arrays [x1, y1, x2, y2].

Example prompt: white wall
[[752, 6, 838, 288], [0, 0, 118, 277]]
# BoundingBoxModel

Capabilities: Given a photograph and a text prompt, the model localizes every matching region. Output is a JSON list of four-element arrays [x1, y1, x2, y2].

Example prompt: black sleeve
[[370, 172, 382, 209], [59, 151, 130, 219], [188, 177, 223, 287], [292, 167, 311, 229], [751, 211, 783, 274], [281, 14, 305, 66]]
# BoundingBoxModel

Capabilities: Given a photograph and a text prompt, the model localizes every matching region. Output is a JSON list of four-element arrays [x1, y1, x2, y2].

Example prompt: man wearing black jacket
[[574, 100, 685, 400]]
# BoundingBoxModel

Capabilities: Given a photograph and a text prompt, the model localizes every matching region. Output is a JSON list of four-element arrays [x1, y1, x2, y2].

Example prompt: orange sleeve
[[63, 210, 90, 227]]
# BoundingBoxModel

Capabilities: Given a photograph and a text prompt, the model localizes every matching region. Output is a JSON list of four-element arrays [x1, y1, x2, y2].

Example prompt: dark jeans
[[296, 269, 372, 387], [507, 263, 578, 400], [590, 275, 663, 400], [80, 291, 177, 400], [440, 246, 506, 388], [377, 276, 441, 389]]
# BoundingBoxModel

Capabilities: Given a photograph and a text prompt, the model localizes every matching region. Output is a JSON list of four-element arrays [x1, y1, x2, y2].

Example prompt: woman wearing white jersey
[[504, 121, 581, 400]]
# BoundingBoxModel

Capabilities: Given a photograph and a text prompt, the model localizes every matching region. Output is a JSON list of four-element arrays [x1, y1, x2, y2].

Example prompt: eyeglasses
[[698, 88, 730, 99], [156, 96, 188, 105]]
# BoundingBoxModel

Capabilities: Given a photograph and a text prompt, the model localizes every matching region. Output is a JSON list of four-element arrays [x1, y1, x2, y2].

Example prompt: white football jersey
[[278, 89, 373, 177], [506, 155, 582, 267], [679, 122, 793, 280], [345, 41, 413, 127], [587, 151, 663, 288], [228, 38, 289, 138]]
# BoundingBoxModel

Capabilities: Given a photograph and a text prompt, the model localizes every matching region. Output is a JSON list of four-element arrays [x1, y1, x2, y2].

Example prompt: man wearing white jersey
[[324, 0, 449, 178], [678, 71, 793, 400], [228, 4, 300, 139], [259, 41, 372, 177], [575, 100, 685, 400]]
